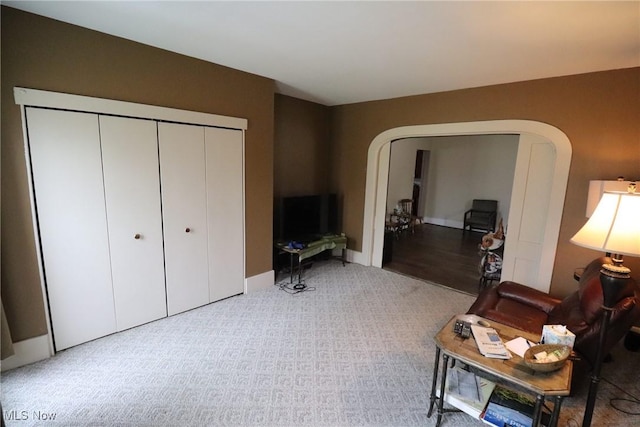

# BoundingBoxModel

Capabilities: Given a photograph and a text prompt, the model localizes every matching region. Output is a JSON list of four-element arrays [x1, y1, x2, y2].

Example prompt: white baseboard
[[245, 269, 275, 293], [1, 334, 52, 372], [423, 218, 464, 229], [346, 249, 367, 266], [330, 248, 365, 265]]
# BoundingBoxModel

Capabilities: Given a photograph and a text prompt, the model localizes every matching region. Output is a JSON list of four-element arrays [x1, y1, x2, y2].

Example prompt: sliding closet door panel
[[100, 116, 167, 330], [158, 122, 209, 315], [26, 108, 116, 350], [205, 128, 245, 301]]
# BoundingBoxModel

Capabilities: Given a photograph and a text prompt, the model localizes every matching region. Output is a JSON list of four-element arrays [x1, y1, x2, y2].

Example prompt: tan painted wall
[[274, 94, 331, 199], [330, 68, 640, 297], [1, 7, 275, 343], [273, 94, 333, 241]]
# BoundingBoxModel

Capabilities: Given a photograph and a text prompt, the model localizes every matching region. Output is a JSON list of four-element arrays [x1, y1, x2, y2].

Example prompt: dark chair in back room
[[463, 199, 497, 233]]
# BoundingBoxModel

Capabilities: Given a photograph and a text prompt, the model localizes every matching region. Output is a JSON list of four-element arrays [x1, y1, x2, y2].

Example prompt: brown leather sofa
[[467, 257, 640, 368]]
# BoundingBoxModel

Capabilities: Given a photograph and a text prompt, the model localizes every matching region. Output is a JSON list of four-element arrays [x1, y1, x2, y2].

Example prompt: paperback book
[[442, 367, 496, 419], [470, 324, 511, 359], [481, 384, 537, 427]]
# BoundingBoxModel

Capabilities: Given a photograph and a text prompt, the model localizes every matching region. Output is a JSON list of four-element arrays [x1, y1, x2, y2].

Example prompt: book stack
[[439, 370, 549, 427], [481, 384, 537, 427]]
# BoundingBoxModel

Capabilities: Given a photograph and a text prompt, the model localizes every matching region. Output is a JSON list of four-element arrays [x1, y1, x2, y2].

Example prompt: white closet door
[[206, 128, 245, 301], [100, 116, 167, 330], [158, 122, 209, 315], [27, 108, 116, 350]]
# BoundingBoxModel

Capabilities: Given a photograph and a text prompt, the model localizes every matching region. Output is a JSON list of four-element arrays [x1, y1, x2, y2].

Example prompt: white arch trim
[[362, 120, 572, 292]]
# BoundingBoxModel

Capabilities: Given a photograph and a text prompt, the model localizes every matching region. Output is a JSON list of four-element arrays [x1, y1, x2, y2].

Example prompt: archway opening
[[362, 120, 572, 293]]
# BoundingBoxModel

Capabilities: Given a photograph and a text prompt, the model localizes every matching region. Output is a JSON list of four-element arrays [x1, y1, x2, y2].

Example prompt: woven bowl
[[523, 344, 570, 373]]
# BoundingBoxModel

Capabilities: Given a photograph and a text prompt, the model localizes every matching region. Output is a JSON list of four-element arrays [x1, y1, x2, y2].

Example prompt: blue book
[[481, 385, 536, 427]]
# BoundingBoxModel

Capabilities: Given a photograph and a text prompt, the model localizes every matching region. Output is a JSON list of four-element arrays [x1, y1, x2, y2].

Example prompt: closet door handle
[[185, 227, 191, 233], [134, 233, 141, 240]]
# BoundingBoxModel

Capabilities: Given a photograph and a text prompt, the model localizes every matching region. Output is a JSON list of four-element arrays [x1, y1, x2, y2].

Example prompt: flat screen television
[[279, 194, 337, 242]]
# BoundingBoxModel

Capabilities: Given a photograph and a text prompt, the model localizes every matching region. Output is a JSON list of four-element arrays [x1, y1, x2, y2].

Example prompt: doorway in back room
[[363, 120, 572, 296], [383, 134, 518, 295]]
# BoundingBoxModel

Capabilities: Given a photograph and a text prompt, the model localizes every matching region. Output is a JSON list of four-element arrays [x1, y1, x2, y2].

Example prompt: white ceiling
[[5, 1, 640, 106]]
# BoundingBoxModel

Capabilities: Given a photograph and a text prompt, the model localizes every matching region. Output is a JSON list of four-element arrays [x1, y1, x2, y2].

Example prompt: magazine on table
[[470, 324, 511, 359]]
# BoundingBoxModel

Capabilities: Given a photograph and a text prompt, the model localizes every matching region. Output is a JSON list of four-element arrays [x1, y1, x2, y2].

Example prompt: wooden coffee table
[[427, 315, 573, 427]]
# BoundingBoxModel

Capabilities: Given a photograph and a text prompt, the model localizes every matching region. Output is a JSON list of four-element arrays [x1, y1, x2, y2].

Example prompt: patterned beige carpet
[[2, 262, 639, 426]]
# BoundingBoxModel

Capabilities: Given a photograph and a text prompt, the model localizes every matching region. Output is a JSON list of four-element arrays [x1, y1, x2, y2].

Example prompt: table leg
[[427, 347, 441, 418], [532, 394, 544, 426], [291, 254, 306, 290], [436, 354, 449, 427], [548, 396, 564, 427], [289, 252, 294, 284]]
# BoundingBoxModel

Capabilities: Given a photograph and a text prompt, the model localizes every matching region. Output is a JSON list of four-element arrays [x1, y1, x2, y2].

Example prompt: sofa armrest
[[496, 281, 562, 314]]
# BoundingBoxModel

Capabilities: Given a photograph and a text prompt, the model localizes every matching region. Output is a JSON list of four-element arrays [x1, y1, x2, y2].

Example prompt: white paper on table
[[505, 336, 537, 358]]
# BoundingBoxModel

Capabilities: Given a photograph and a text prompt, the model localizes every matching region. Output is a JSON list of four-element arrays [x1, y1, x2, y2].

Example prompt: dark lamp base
[[601, 262, 631, 279], [599, 267, 630, 309], [582, 268, 631, 427]]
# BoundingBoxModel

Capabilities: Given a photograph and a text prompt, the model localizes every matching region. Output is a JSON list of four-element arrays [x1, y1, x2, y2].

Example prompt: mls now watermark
[[3, 410, 57, 421]]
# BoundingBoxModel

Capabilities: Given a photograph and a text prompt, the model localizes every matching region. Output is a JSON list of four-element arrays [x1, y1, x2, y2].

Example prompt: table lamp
[[569, 185, 640, 427]]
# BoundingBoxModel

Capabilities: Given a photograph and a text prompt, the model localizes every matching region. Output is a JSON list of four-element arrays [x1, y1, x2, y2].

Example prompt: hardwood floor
[[383, 223, 486, 295]]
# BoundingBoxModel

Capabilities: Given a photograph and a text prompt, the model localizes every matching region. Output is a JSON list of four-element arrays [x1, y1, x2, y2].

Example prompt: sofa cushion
[[548, 293, 589, 336], [466, 283, 555, 334], [490, 298, 550, 334], [496, 281, 561, 313]]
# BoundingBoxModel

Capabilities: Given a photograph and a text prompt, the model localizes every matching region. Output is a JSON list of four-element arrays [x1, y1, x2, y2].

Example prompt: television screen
[[279, 194, 337, 242]]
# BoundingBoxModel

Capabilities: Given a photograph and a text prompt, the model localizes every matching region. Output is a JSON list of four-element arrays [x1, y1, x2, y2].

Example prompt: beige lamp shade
[[586, 180, 634, 217], [570, 191, 640, 257]]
